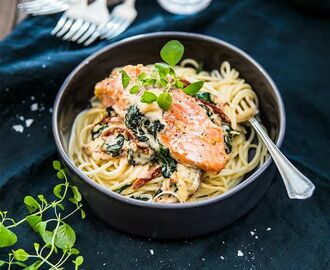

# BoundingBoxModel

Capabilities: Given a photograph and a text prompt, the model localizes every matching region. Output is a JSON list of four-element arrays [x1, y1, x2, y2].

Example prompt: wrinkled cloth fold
[[0, 0, 329, 269]]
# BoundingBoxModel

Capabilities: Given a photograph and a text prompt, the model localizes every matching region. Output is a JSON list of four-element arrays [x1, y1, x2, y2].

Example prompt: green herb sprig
[[0, 161, 85, 270]]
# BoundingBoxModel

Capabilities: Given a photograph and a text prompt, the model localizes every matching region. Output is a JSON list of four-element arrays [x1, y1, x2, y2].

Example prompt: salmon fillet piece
[[160, 89, 228, 172], [95, 65, 229, 172]]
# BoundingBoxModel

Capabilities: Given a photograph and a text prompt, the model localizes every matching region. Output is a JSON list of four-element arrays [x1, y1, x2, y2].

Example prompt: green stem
[[6, 171, 69, 230], [36, 215, 61, 269]]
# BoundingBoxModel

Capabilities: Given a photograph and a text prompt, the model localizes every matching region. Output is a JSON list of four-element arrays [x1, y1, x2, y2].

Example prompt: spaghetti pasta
[[68, 59, 267, 203]]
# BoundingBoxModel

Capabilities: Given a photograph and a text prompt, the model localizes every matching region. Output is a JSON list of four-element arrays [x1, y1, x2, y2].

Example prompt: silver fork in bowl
[[18, 0, 76, 16], [236, 97, 315, 199]]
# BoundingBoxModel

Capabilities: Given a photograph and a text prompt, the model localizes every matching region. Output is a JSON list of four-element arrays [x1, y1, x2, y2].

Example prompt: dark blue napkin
[[0, 0, 329, 269]]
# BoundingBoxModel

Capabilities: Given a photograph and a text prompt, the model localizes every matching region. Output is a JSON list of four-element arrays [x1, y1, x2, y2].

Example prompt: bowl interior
[[55, 32, 284, 201]]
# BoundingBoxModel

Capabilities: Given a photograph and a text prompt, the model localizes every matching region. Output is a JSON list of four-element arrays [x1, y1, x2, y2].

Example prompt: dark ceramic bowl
[[53, 32, 285, 239]]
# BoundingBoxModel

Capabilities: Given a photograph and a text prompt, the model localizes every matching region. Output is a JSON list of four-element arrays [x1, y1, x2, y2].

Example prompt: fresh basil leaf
[[175, 80, 184, 89], [160, 40, 184, 66], [36, 221, 47, 236], [74, 256, 84, 270], [26, 215, 42, 232], [41, 230, 53, 245], [53, 184, 64, 199], [196, 92, 215, 104], [71, 186, 82, 202], [34, 243, 40, 253], [141, 91, 157, 103], [138, 72, 147, 81], [52, 160, 61, 170], [0, 223, 17, 248], [56, 170, 65, 179], [24, 196, 40, 213], [54, 223, 76, 250], [13, 249, 29, 262], [155, 63, 171, 79], [158, 78, 168, 87], [183, 81, 204, 96], [130, 85, 139, 94], [157, 92, 172, 111], [142, 79, 156, 86], [120, 70, 130, 89], [0, 260, 5, 267]]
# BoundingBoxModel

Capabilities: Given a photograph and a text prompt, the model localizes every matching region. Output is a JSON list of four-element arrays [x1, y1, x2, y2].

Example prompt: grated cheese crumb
[[266, 227, 271, 231], [31, 96, 35, 100], [12, 124, 24, 133], [19, 116, 24, 121], [31, 103, 38, 111], [250, 231, 255, 236], [149, 249, 154, 255], [237, 250, 243, 257], [220, 256, 224, 260], [25, 119, 34, 127]]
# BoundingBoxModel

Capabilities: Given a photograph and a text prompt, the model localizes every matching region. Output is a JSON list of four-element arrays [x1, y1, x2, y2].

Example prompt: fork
[[51, 0, 136, 46], [18, 0, 76, 16], [51, 0, 111, 45], [236, 97, 315, 199]]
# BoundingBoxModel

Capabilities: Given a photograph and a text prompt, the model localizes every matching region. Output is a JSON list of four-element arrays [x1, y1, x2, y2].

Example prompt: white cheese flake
[[25, 119, 34, 127], [266, 227, 271, 231], [250, 231, 255, 236], [220, 256, 224, 260], [149, 249, 154, 255], [19, 116, 24, 121], [31, 103, 38, 111], [31, 96, 35, 100], [12, 124, 24, 133], [237, 250, 243, 257]]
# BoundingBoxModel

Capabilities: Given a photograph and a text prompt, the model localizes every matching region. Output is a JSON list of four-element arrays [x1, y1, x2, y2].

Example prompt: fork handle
[[249, 118, 315, 199]]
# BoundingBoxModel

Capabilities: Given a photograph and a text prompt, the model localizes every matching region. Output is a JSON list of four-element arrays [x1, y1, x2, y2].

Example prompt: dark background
[[0, 0, 329, 269]]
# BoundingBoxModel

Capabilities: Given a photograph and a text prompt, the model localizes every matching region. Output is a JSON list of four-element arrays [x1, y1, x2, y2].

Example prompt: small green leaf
[[175, 80, 184, 89], [74, 256, 84, 270], [53, 184, 64, 199], [138, 72, 147, 81], [56, 170, 65, 179], [34, 243, 40, 253], [196, 92, 215, 104], [13, 249, 29, 262], [120, 70, 130, 89], [141, 91, 157, 104], [71, 186, 82, 202], [57, 203, 65, 211], [0, 260, 5, 267], [142, 79, 156, 86], [24, 196, 40, 213], [160, 40, 184, 66], [183, 81, 204, 96], [80, 209, 86, 219], [41, 230, 53, 245], [69, 198, 78, 205], [0, 223, 17, 247], [37, 194, 47, 205], [155, 63, 171, 78], [53, 160, 61, 170], [26, 215, 42, 232], [36, 221, 47, 236], [54, 223, 76, 250], [130, 85, 139, 94], [157, 92, 172, 111], [158, 78, 168, 87], [71, 248, 80, 255]]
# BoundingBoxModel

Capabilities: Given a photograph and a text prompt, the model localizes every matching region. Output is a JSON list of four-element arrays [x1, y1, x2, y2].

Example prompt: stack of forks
[[18, 0, 137, 46]]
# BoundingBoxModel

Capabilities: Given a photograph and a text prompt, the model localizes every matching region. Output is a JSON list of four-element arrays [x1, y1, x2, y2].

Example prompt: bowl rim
[[52, 31, 286, 210]]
